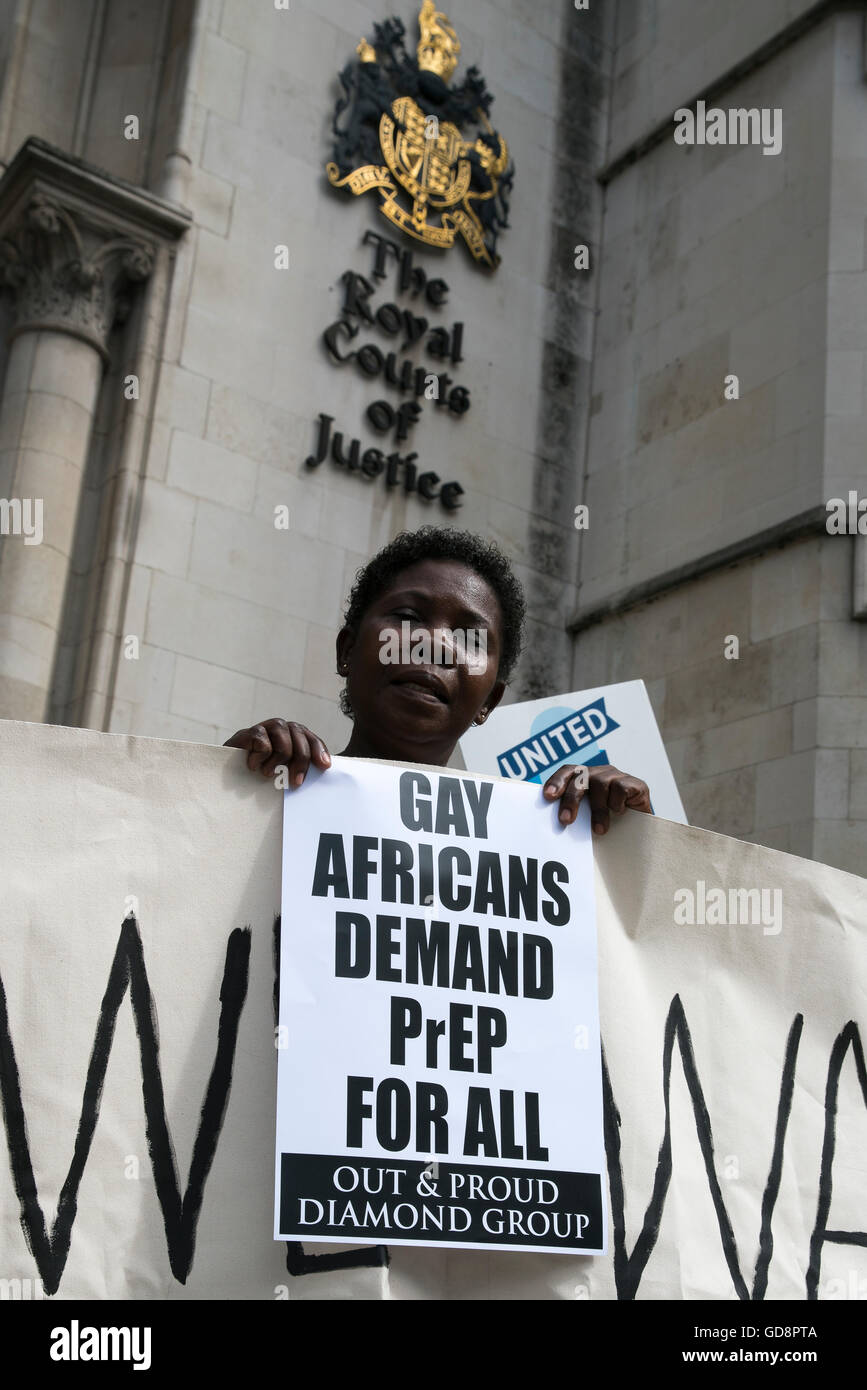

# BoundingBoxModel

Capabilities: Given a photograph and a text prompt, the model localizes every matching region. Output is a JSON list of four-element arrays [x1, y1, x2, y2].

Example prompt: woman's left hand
[[542, 764, 652, 835]]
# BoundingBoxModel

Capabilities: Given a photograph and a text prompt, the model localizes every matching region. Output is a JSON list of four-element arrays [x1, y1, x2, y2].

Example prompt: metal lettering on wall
[[307, 5, 515, 509], [306, 230, 467, 510]]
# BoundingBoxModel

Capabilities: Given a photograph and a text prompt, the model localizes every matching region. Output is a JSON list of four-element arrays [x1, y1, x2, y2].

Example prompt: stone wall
[[574, 6, 867, 872], [94, 0, 613, 750], [581, 11, 835, 609], [0, 0, 188, 183], [609, 0, 822, 160], [571, 533, 867, 872]]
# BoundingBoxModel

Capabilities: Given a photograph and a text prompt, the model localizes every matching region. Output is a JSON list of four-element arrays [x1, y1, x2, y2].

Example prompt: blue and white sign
[[459, 680, 687, 824]]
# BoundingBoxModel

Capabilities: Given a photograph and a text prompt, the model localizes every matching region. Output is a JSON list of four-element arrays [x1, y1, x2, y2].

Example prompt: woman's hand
[[542, 764, 652, 835], [224, 718, 331, 786]]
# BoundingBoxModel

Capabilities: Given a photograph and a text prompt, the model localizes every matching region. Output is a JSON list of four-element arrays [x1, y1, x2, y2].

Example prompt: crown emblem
[[416, 1, 460, 81], [326, 4, 513, 269]]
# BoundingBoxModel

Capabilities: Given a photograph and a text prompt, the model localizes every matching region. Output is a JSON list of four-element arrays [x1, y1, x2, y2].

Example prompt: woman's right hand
[[223, 718, 332, 786]]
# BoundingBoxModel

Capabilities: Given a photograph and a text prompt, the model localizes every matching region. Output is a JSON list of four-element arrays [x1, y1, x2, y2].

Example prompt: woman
[[225, 526, 652, 831]]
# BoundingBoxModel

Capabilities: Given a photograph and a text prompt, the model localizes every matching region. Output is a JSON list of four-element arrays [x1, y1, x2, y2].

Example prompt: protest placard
[[459, 680, 687, 823], [274, 758, 606, 1254]]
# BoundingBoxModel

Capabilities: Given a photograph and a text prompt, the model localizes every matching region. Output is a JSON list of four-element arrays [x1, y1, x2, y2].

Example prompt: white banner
[[275, 760, 605, 1254], [0, 720, 864, 1300]]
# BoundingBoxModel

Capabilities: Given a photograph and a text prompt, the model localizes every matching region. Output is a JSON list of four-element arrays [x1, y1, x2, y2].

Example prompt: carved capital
[[0, 193, 155, 355], [0, 138, 191, 360]]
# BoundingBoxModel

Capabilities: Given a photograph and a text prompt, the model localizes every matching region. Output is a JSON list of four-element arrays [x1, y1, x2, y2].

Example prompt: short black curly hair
[[339, 526, 526, 717]]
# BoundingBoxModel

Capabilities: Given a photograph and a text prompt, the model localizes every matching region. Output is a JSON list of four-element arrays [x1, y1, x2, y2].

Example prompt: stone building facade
[[0, 0, 863, 873], [574, 0, 867, 873]]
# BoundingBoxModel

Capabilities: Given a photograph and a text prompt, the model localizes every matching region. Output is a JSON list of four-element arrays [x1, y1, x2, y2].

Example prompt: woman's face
[[336, 558, 507, 765]]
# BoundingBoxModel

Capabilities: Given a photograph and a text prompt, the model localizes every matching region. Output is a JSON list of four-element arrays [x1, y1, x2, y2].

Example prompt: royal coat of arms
[[327, 2, 513, 269]]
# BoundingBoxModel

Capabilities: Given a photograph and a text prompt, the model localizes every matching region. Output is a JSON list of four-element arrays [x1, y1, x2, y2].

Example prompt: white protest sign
[[0, 720, 863, 1299], [459, 680, 687, 824], [274, 758, 606, 1255]]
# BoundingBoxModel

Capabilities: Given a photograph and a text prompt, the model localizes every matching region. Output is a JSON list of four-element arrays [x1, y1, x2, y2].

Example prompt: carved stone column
[[0, 138, 190, 721]]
